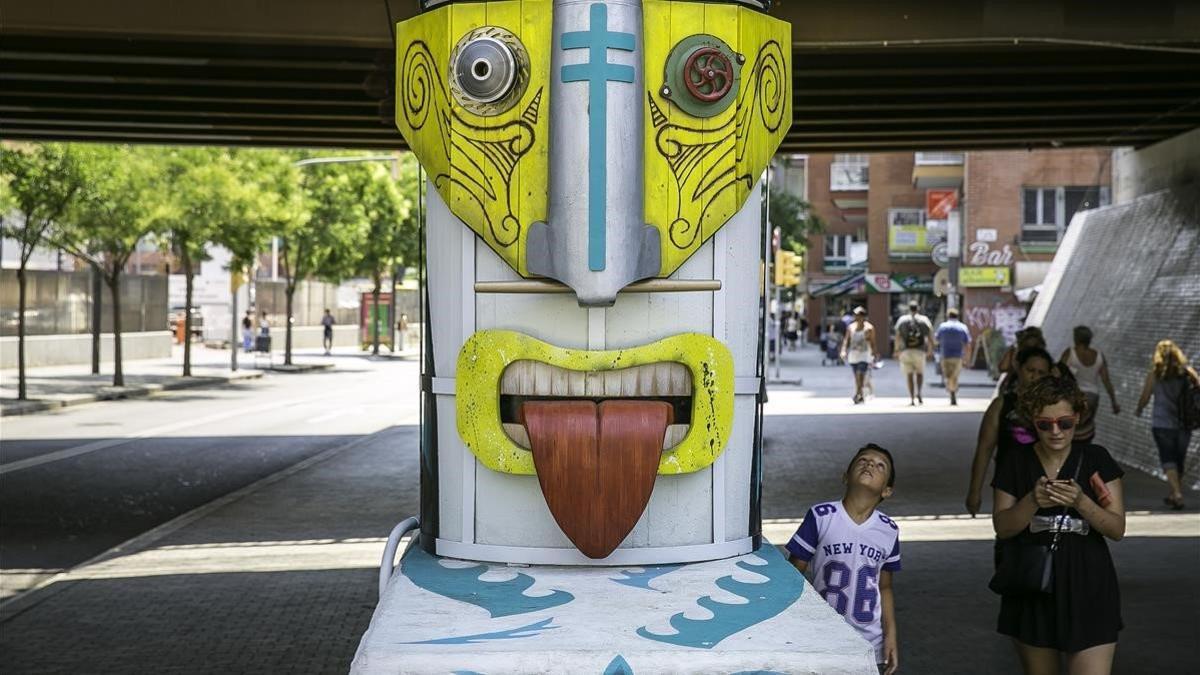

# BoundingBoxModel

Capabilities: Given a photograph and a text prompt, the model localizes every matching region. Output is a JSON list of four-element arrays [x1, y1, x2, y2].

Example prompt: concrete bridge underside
[[2, 0, 1199, 151]]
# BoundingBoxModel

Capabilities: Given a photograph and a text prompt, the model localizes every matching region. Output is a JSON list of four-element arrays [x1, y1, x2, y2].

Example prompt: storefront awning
[[810, 272, 864, 297]]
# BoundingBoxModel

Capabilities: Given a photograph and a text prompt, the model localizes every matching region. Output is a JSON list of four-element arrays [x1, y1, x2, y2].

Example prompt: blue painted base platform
[[351, 540, 876, 674]]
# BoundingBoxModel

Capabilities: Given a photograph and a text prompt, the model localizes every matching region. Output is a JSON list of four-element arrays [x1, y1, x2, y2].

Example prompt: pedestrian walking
[[934, 308, 972, 406], [768, 313, 779, 362], [241, 311, 253, 353], [1135, 339, 1200, 510], [787, 443, 901, 674], [894, 300, 933, 405], [990, 375, 1125, 673], [997, 327, 1045, 393], [397, 313, 410, 351], [840, 306, 876, 404], [1059, 325, 1120, 444], [965, 347, 1054, 517], [820, 323, 841, 366], [321, 308, 335, 355], [785, 313, 799, 351], [256, 311, 271, 353]]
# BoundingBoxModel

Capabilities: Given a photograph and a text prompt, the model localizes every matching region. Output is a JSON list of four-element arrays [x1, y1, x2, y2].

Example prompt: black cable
[[383, 0, 396, 43]]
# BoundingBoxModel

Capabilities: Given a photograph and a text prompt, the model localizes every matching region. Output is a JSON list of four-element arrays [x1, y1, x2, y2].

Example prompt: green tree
[[277, 157, 372, 365], [52, 145, 157, 387], [770, 188, 825, 253], [0, 143, 88, 399], [355, 159, 414, 355], [148, 147, 260, 376]]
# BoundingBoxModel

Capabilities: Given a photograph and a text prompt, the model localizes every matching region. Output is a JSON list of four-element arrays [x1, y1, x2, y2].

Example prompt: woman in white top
[[840, 306, 877, 404], [1059, 326, 1120, 444]]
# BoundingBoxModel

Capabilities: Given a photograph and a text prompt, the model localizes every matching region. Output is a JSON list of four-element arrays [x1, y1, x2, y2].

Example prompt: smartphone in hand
[[1089, 471, 1113, 507]]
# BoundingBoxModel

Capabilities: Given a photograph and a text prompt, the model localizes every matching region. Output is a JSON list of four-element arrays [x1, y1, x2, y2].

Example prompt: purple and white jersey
[[786, 500, 901, 662]]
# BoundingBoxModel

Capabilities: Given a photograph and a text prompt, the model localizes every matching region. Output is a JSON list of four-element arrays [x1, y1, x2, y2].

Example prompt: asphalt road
[[0, 354, 419, 599]]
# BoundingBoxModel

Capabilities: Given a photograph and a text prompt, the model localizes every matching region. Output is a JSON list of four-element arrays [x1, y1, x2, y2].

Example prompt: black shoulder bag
[[988, 452, 1083, 596]]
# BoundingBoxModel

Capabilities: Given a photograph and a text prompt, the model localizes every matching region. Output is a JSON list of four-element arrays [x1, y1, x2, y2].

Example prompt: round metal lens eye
[[454, 37, 515, 104], [661, 34, 741, 117]]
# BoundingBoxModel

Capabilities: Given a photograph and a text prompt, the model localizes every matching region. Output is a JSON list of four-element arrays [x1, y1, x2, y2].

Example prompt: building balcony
[[912, 152, 964, 189]]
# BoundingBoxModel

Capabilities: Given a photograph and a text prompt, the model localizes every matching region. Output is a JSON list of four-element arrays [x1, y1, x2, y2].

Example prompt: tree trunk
[[371, 273, 382, 356], [17, 266, 28, 400], [108, 274, 124, 387], [389, 266, 400, 352], [285, 283, 295, 366], [230, 280, 239, 373], [91, 263, 102, 374], [183, 253, 194, 377]]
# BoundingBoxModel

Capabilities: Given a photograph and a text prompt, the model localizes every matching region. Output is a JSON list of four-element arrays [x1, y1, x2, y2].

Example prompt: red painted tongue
[[522, 400, 672, 559]]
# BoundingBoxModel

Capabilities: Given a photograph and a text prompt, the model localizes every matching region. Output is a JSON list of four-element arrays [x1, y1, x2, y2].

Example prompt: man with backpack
[[894, 300, 934, 405]]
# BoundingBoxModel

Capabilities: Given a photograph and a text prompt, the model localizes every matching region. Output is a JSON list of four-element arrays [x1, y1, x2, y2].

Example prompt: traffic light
[[774, 250, 800, 287]]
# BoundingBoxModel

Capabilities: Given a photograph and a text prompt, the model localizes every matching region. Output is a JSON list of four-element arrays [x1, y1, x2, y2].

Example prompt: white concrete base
[[0, 331, 172, 369], [352, 540, 876, 674]]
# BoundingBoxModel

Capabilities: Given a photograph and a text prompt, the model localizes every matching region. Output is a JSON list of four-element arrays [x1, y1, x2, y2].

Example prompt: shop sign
[[864, 272, 933, 293], [865, 272, 903, 293], [931, 242, 949, 267], [926, 189, 958, 219], [959, 266, 1011, 287], [888, 224, 933, 253], [895, 274, 934, 292], [975, 228, 998, 242], [968, 242, 1014, 266]]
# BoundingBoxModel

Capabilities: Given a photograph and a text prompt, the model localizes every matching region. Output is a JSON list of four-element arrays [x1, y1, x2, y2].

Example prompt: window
[[824, 234, 859, 270], [1021, 185, 1110, 244], [830, 154, 869, 191]]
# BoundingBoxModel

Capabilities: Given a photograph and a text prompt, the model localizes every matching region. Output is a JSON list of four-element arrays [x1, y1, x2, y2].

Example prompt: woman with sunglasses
[[966, 347, 1055, 517], [992, 376, 1126, 674], [1135, 339, 1200, 510]]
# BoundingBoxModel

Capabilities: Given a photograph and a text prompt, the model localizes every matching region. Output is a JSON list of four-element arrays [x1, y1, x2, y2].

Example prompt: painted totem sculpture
[[398, 0, 789, 565]]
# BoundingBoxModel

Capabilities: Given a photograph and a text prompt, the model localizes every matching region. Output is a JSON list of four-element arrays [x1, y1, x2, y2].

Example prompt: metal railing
[[915, 152, 965, 165], [379, 516, 420, 599]]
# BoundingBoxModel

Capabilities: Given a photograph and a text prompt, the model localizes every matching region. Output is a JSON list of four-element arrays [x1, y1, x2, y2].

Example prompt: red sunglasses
[[1034, 416, 1077, 432]]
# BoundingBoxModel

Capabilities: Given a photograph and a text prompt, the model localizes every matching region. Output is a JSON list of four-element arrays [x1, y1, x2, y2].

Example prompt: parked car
[[168, 307, 204, 339]]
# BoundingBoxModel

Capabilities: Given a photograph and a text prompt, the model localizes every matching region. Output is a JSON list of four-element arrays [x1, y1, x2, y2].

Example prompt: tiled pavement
[[0, 346, 1196, 673]]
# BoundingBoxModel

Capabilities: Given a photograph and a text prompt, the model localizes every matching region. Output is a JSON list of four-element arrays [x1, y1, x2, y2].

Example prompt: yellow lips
[[456, 330, 734, 475]]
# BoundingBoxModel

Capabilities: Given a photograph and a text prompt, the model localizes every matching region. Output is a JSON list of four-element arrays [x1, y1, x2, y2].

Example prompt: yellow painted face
[[456, 330, 734, 475], [395, 0, 791, 278]]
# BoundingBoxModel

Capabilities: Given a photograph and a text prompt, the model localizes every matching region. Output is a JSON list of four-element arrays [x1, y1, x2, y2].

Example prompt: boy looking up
[[787, 444, 901, 674]]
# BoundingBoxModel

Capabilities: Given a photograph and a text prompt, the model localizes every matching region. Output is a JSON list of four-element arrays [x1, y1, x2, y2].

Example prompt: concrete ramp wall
[[1028, 185, 1200, 487]]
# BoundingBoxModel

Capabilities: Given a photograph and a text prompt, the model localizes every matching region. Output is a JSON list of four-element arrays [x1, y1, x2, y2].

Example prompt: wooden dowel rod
[[474, 279, 722, 294]]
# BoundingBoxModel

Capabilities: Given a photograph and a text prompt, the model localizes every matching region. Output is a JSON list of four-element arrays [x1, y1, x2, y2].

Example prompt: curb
[[0, 427, 387, 623], [261, 363, 336, 373], [0, 370, 264, 417]]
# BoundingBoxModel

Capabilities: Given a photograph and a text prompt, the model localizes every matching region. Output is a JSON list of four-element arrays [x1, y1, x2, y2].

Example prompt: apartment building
[[798, 149, 1112, 361]]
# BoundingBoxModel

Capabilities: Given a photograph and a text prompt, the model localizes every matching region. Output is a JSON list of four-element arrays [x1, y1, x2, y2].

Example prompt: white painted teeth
[[502, 422, 691, 451], [499, 361, 693, 397]]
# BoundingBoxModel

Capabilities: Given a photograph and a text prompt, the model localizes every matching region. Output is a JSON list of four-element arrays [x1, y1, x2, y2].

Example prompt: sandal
[[1164, 496, 1186, 511]]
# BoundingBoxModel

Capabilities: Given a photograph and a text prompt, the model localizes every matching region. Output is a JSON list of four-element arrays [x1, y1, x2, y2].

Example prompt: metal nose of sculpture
[[526, 0, 661, 307]]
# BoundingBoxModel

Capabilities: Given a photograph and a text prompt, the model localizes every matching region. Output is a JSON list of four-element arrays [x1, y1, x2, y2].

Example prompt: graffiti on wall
[[965, 303, 1025, 345]]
